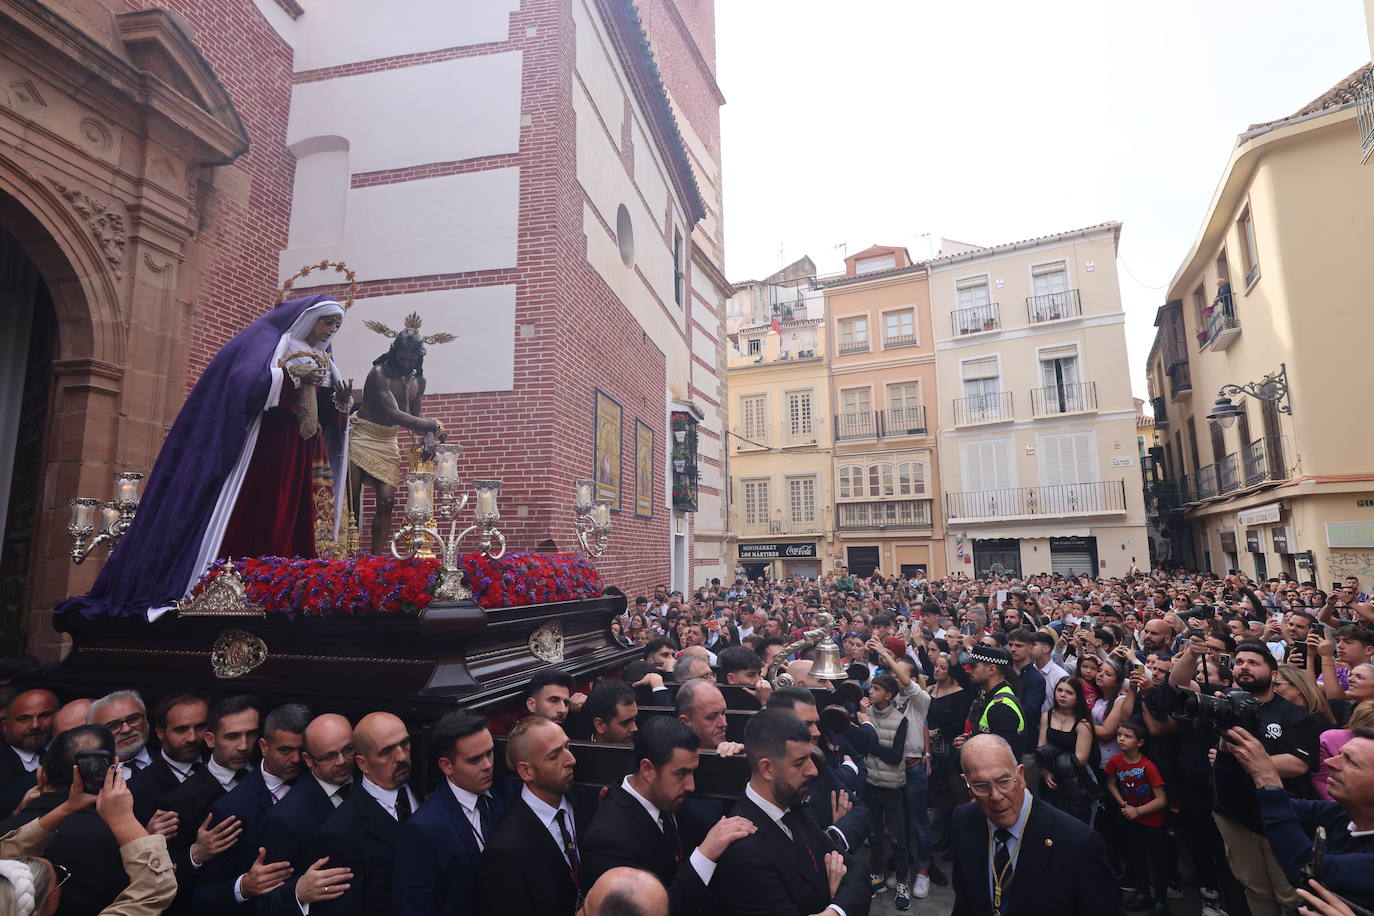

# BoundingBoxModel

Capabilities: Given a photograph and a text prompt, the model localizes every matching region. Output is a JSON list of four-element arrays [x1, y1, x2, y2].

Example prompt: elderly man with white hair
[[949, 734, 1121, 916], [88, 690, 152, 777]]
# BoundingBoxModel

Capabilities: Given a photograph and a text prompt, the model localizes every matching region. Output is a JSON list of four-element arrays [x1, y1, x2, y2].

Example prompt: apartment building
[[1147, 66, 1374, 582], [932, 224, 1148, 577], [726, 293, 832, 579], [821, 246, 945, 578]]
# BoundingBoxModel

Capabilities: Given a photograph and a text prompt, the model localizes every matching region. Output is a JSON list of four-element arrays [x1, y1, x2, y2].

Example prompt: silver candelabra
[[68, 472, 143, 564], [572, 478, 613, 559]]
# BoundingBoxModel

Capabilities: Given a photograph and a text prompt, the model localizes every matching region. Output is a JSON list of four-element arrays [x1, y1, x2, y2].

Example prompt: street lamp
[[1205, 363, 1291, 429]]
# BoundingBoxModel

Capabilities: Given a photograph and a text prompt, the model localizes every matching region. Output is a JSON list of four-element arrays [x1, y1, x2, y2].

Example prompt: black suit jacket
[[478, 791, 593, 916], [392, 780, 514, 916], [128, 755, 187, 825], [0, 744, 36, 816], [949, 798, 1123, 916], [262, 774, 338, 871], [713, 792, 870, 916], [581, 785, 709, 916], [309, 784, 410, 916], [0, 792, 127, 915], [192, 769, 278, 913], [156, 765, 237, 914]]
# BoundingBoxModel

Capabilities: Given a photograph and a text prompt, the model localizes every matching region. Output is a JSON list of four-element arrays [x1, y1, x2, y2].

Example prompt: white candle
[[477, 489, 497, 517], [69, 500, 95, 531], [592, 503, 611, 528], [575, 479, 595, 509], [436, 451, 459, 483], [406, 477, 433, 517], [100, 505, 122, 533], [115, 476, 140, 505]]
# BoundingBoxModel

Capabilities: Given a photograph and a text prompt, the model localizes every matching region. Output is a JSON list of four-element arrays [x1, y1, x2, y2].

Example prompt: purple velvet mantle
[[55, 294, 338, 621]]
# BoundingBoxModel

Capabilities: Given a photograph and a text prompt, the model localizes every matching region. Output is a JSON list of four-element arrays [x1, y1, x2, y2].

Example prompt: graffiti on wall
[[1329, 551, 1374, 581]]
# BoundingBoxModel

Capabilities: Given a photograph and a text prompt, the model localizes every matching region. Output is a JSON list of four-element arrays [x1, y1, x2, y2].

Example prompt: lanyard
[[990, 798, 1031, 916]]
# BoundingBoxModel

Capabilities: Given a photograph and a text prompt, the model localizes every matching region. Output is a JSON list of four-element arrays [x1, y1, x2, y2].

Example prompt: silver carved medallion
[[211, 629, 268, 678], [528, 621, 565, 663]]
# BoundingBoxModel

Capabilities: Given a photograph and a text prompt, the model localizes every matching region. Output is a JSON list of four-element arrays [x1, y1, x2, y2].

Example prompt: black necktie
[[395, 788, 412, 823], [555, 808, 581, 893], [782, 810, 819, 874], [231, 768, 248, 784], [476, 794, 493, 843], [660, 813, 683, 865], [994, 827, 1013, 884], [334, 783, 351, 804]]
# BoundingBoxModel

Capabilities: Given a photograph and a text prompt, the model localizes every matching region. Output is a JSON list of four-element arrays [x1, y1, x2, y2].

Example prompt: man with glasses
[[88, 689, 152, 777], [949, 734, 1121, 916]]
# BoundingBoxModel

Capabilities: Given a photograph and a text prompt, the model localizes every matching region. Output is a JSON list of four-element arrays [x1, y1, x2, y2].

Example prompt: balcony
[[1198, 304, 1241, 352], [1197, 464, 1218, 500], [1218, 452, 1241, 494], [1030, 381, 1097, 417], [731, 426, 769, 450], [835, 411, 879, 440], [953, 391, 1013, 426], [837, 499, 933, 530], [1163, 329, 1190, 370], [1026, 289, 1081, 324], [884, 405, 928, 437], [944, 480, 1126, 522], [883, 332, 919, 349], [837, 338, 870, 355], [952, 302, 1000, 335], [1242, 436, 1286, 487], [1359, 82, 1374, 163], [1168, 362, 1192, 401], [738, 518, 823, 537], [1151, 396, 1169, 426]]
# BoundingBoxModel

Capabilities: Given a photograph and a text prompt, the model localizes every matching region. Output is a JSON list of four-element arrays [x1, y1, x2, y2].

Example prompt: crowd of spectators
[[0, 567, 1370, 914]]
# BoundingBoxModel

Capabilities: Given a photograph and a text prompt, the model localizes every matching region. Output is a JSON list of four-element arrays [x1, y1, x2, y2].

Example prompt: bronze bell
[[810, 641, 848, 680]]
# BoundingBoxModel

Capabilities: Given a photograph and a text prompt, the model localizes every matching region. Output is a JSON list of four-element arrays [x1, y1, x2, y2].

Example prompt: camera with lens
[[1182, 688, 1262, 733]]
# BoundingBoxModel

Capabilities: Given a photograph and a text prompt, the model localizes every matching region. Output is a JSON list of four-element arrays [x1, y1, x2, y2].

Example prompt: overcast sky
[[716, 1, 1370, 396]]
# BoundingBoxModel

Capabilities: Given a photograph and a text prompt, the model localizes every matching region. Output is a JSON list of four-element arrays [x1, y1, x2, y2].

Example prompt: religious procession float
[[49, 263, 636, 722]]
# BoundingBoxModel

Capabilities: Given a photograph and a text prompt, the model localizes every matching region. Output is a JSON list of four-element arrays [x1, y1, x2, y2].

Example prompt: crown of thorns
[[362, 312, 457, 346]]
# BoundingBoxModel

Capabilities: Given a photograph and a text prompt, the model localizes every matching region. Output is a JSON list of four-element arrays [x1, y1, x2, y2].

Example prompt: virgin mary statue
[[57, 294, 351, 620]]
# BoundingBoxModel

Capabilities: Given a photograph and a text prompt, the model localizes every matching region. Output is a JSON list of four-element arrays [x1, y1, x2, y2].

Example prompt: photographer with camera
[[1224, 725, 1374, 911], [1171, 638, 1323, 916]]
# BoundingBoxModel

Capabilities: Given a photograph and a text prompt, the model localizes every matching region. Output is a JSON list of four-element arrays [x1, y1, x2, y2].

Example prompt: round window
[[616, 204, 634, 267]]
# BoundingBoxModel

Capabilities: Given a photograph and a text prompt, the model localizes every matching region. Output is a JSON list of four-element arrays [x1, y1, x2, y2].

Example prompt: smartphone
[[1219, 653, 1233, 668], [1313, 622, 1326, 637], [75, 748, 112, 795], [1333, 582, 1344, 592], [975, 595, 990, 605]]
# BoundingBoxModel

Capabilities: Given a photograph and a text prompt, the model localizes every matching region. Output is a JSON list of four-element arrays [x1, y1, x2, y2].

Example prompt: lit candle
[[100, 505, 122, 533], [435, 449, 459, 483], [574, 479, 595, 510], [406, 475, 433, 518], [69, 499, 96, 532], [475, 481, 501, 518], [592, 502, 612, 529], [114, 474, 142, 506]]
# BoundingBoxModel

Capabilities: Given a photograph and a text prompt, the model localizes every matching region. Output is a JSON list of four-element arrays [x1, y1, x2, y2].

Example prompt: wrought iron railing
[[1242, 436, 1285, 487], [1030, 381, 1097, 417], [834, 411, 879, 440], [883, 332, 919, 349], [884, 405, 927, 436], [837, 499, 933, 530], [1359, 83, 1374, 162], [944, 481, 1126, 520], [952, 302, 1001, 335], [953, 392, 1013, 425], [1199, 306, 1240, 350], [731, 426, 769, 449], [738, 518, 822, 537], [1151, 396, 1169, 425], [837, 339, 870, 354], [1197, 464, 1218, 499], [1219, 453, 1241, 493], [1026, 289, 1081, 323]]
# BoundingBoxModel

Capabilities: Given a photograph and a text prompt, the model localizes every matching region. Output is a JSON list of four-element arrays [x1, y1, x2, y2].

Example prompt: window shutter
[[961, 357, 998, 381]]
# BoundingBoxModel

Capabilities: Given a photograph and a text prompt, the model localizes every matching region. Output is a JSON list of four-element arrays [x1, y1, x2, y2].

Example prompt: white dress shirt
[[521, 784, 577, 867], [743, 784, 846, 916], [621, 776, 715, 884], [447, 781, 494, 850], [118, 747, 153, 781], [206, 758, 248, 791], [262, 768, 292, 802], [160, 749, 196, 783], [12, 746, 39, 773], [315, 773, 351, 808], [360, 775, 418, 821], [986, 792, 1034, 904]]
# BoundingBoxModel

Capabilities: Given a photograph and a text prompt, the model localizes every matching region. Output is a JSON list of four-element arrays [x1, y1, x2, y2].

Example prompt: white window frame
[[882, 307, 916, 341], [838, 315, 869, 346], [786, 475, 817, 523], [739, 394, 768, 440], [786, 388, 814, 436], [1034, 430, 1100, 488], [742, 478, 771, 525]]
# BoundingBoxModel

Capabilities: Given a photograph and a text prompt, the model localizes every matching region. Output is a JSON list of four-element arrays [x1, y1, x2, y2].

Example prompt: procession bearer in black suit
[[582, 716, 756, 915], [950, 734, 1122, 916], [714, 708, 871, 916]]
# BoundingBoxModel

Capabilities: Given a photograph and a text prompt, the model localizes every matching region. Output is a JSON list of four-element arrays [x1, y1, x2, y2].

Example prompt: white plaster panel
[[692, 297, 719, 330], [573, 0, 624, 149], [691, 332, 717, 366], [288, 55, 521, 173], [280, 168, 519, 284], [698, 464, 724, 491], [292, 0, 518, 71], [632, 120, 669, 234], [330, 286, 516, 393], [288, 145, 348, 249], [251, 0, 298, 46]]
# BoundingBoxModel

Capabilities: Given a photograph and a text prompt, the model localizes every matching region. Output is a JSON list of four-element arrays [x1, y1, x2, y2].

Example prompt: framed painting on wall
[[635, 419, 654, 518], [593, 389, 622, 511]]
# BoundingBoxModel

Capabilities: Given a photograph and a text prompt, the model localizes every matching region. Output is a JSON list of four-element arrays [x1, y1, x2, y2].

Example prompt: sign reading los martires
[[739, 543, 818, 560]]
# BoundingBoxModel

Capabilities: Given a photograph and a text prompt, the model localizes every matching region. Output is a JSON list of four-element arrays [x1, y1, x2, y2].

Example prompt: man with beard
[[88, 690, 153, 777], [479, 716, 592, 916], [193, 703, 310, 912], [581, 717, 756, 915], [714, 709, 869, 916], [131, 693, 209, 827], [954, 647, 1027, 761], [0, 688, 57, 813], [1174, 640, 1321, 916]]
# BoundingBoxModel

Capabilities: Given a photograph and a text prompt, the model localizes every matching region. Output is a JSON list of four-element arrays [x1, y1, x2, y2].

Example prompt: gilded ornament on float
[[177, 559, 265, 617], [528, 620, 565, 663], [210, 629, 268, 678]]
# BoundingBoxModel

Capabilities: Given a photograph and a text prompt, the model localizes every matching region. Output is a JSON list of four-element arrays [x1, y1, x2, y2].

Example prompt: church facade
[[0, 0, 727, 657]]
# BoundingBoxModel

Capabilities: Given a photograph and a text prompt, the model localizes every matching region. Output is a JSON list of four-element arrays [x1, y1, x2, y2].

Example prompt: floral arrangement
[[190, 552, 602, 617], [460, 552, 603, 609]]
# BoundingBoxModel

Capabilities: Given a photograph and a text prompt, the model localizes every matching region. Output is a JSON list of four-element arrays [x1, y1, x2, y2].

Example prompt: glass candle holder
[[434, 446, 461, 484], [404, 473, 434, 523], [474, 480, 501, 520], [574, 478, 595, 513], [68, 498, 101, 534]]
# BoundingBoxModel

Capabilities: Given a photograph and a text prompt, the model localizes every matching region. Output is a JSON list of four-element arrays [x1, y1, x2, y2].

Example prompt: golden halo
[[275, 259, 358, 311]]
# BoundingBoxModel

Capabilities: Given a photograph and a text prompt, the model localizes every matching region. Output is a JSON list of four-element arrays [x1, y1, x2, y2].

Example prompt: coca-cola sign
[[738, 543, 817, 560]]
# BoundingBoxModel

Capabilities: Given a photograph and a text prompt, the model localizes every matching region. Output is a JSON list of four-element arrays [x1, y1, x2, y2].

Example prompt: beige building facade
[[821, 246, 945, 579], [1147, 68, 1374, 583], [932, 223, 1148, 578]]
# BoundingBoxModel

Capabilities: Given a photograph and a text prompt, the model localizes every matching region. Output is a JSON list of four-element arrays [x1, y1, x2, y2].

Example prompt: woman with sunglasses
[[0, 758, 173, 915]]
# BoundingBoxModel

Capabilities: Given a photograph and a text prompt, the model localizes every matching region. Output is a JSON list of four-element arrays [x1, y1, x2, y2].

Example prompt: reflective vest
[[974, 683, 1025, 735]]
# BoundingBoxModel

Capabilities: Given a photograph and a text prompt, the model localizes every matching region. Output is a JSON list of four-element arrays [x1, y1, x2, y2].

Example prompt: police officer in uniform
[[954, 646, 1027, 761]]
